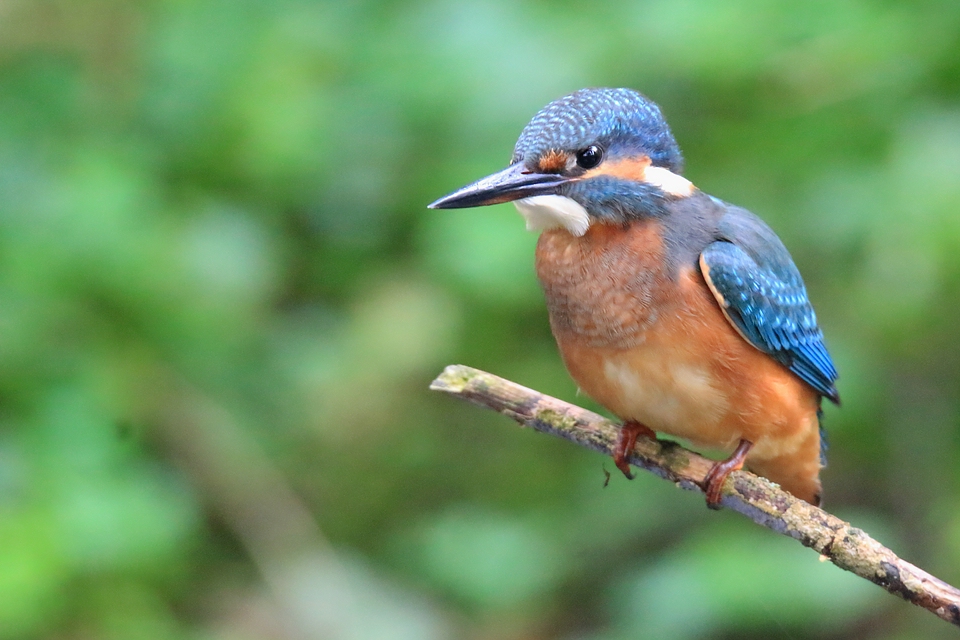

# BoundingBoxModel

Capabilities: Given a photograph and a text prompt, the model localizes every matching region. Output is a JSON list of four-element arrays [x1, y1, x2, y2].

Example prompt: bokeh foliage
[[1, 0, 960, 638]]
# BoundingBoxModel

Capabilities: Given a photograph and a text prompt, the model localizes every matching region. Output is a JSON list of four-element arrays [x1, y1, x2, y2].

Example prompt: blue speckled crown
[[513, 88, 683, 173]]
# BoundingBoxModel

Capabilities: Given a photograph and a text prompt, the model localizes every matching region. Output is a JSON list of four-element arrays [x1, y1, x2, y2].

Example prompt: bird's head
[[429, 88, 694, 236]]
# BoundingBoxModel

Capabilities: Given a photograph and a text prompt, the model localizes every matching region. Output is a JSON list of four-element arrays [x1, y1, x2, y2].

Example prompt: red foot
[[703, 439, 753, 509], [613, 420, 656, 479]]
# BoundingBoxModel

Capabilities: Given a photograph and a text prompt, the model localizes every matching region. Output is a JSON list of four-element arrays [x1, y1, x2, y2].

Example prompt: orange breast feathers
[[535, 221, 824, 503]]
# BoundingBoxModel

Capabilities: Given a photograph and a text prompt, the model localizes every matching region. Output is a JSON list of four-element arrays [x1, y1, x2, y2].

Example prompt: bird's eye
[[576, 145, 603, 169]]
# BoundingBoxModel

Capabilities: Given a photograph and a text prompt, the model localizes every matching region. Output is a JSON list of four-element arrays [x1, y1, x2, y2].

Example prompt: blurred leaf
[[610, 519, 884, 639], [420, 206, 540, 305], [404, 506, 564, 611]]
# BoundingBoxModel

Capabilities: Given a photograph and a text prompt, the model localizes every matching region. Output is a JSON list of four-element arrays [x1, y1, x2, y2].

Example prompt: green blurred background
[[2, 0, 960, 638]]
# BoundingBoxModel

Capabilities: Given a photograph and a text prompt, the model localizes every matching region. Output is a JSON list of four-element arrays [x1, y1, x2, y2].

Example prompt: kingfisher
[[429, 88, 838, 507]]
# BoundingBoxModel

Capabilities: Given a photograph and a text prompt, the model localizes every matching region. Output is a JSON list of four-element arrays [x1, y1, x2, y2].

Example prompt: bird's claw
[[702, 438, 753, 509], [613, 420, 655, 480]]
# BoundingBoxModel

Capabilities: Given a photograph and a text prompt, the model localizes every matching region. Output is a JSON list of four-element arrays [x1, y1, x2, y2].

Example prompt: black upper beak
[[428, 163, 571, 209]]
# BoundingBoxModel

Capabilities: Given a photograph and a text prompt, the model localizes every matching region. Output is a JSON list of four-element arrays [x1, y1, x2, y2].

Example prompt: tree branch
[[430, 364, 960, 628]]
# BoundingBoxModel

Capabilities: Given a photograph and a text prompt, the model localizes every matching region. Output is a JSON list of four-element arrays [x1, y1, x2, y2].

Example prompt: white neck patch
[[513, 195, 591, 237], [645, 166, 695, 197]]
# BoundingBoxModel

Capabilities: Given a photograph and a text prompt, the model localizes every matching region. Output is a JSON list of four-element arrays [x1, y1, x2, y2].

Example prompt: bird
[[429, 88, 838, 507]]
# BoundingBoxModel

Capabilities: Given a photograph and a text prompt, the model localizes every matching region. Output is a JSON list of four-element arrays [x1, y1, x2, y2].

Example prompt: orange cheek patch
[[538, 150, 570, 173], [584, 155, 652, 182]]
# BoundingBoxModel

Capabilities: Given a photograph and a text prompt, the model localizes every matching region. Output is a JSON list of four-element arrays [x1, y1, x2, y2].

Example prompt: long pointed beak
[[428, 163, 571, 209]]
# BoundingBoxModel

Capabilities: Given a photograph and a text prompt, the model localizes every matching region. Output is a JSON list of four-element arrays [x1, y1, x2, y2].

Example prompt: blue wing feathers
[[701, 210, 839, 404]]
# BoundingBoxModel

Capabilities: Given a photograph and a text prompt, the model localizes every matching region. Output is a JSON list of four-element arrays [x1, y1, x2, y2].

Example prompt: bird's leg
[[703, 439, 754, 509], [613, 420, 656, 479]]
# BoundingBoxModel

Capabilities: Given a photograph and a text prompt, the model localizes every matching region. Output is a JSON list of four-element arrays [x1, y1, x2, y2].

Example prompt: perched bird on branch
[[430, 88, 838, 507]]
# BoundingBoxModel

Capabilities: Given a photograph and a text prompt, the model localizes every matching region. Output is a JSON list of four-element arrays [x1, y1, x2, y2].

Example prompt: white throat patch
[[513, 195, 591, 237]]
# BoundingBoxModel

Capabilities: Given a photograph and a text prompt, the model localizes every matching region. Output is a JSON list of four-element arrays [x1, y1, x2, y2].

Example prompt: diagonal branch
[[430, 364, 960, 628]]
